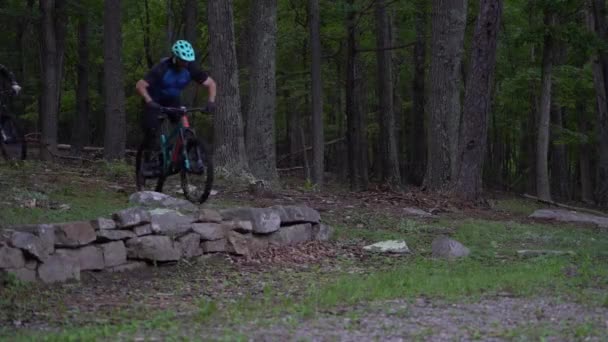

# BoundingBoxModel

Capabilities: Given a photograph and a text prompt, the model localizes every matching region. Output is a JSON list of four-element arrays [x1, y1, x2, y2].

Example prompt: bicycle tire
[[0, 114, 27, 161], [180, 133, 214, 204], [135, 142, 165, 193]]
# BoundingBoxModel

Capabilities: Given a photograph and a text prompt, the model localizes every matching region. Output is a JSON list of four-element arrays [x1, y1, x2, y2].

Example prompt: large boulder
[[529, 209, 608, 228], [90, 218, 116, 230], [267, 223, 313, 246], [96, 229, 136, 242], [201, 239, 226, 253], [196, 209, 222, 223], [270, 205, 321, 224], [177, 233, 202, 258], [220, 208, 281, 234], [54, 221, 97, 247], [2, 267, 37, 282], [133, 224, 153, 236], [0, 245, 25, 269], [312, 224, 333, 241], [55, 245, 105, 271], [99, 241, 127, 267], [222, 220, 253, 234], [192, 223, 225, 241], [226, 231, 252, 256], [8, 231, 53, 261], [37, 255, 80, 283], [129, 191, 198, 214], [126, 236, 181, 262], [113, 207, 151, 228], [431, 237, 470, 259], [149, 209, 195, 237]]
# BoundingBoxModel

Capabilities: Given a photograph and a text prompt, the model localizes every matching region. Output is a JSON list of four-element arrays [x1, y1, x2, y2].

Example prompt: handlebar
[[157, 106, 209, 119]]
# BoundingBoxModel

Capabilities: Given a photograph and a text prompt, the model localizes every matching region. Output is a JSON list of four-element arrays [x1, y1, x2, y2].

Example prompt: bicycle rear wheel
[[0, 114, 26, 161], [180, 134, 213, 204], [135, 142, 165, 192]]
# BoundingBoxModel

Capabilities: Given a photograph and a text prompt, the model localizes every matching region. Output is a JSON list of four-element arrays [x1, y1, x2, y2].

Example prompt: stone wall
[[0, 192, 332, 284]]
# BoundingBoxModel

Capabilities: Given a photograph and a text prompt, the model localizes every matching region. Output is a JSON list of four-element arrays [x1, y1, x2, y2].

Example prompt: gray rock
[[363, 240, 411, 254], [201, 239, 226, 253], [222, 220, 253, 234], [431, 237, 470, 259], [37, 255, 80, 283], [149, 208, 195, 237], [249, 236, 269, 253], [0, 246, 25, 269], [129, 191, 198, 214], [96, 229, 136, 242], [267, 223, 313, 246], [54, 221, 97, 247], [113, 207, 151, 228], [126, 236, 181, 262], [220, 208, 281, 234], [403, 207, 437, 218], [106, 261, 147, 273], [192, 223, 225, 241], [177, 233, 202, 258], [8, 224, 55, 260], [1, 267, 37, 282], [9, 231, 52, 261], [99, 241, 127, 267], [312, 224, 333, 241], [197, 209, 222, 223], [226, 231, 251, 256], [55, 245, 105, 271], [529, 209, 608, 228], [90, 218, 116, 230], [271, 205, 321, 224], [133, 224, 153, 236]]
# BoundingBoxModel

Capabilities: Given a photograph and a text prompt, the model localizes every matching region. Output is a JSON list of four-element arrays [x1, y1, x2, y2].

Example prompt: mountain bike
[[0, 90, 26, 161], [135, 106, 214, 204]]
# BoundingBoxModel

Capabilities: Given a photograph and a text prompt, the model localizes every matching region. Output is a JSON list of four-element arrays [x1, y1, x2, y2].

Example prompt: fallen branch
[[522, 194, 608, 217], [56, 144, 137, 154], [277, 138, 345, 164]]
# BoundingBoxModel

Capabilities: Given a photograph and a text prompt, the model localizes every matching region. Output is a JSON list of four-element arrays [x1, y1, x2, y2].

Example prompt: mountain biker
[[0, 64, 21, 96], [0, 64, 22, 143], [135, 40, 216, 175]]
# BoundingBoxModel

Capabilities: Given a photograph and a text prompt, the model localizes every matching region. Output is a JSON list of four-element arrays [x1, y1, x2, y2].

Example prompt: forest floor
[[0, 160, 607, 341]]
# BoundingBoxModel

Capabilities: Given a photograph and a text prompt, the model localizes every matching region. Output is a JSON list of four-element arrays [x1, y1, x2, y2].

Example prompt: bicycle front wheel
[[135, 142, 165, 193], [0, 114, 27, 161], [180, 135, 213, 204]]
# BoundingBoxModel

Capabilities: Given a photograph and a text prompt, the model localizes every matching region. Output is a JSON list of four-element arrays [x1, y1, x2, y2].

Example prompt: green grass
[[494, 198, 545, 215]]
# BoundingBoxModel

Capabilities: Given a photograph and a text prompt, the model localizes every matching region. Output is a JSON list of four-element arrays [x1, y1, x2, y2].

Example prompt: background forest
[[0, 0, 607, 207]]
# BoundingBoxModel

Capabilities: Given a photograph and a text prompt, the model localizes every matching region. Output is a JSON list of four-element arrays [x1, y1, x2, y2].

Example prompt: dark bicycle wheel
[[0, 114, 27, 161], [180, 133, 213, 204], [135, 142, 165, 193]]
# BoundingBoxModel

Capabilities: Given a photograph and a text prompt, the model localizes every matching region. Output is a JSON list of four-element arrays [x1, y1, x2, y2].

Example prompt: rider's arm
[[135, 79, 154, 103], [136, 61, 166, 103], [0, 64, 18, 85], [203, 77, 217, 103]]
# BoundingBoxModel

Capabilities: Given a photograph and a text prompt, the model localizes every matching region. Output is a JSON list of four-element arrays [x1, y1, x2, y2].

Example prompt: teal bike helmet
[[172, 40, 195, 62]]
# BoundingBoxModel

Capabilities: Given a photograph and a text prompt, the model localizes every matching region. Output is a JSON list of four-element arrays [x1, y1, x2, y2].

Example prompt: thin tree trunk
[[410, 0, 428, 186], [103, 0, 126, 160], [207, 0, 250, 176], [143, 0, 154, 68], [425, 0, 468, 191], [184, 0, 198, 44], [375, 0, 401, 187], [591, 0, 608, 205], [245, 0, 279, 184], [536, 10, 554, 202], [309, 0, 324, 186], [54, 0, 67, 118], [578, 102, 594, 204], [71, 13, 90, 155], [550, 102, 570, 200], [453, 0, 502, 200], [39, 0, 59, 160]]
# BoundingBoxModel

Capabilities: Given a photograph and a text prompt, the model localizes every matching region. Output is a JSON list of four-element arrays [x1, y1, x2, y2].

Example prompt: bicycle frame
[[157, 107, 206, 175]]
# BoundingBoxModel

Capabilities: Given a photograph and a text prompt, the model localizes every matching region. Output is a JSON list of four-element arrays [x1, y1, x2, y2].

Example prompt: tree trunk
[[71, 13, 90, 155], [184, 0, 198, 44], [591, 0, 608, 205], [39, 0, 59, 160], [143, 0, 154, 68], [309, 0, 324, 186], [550, 101, 570, 200], [425, 0, 468, 191], [245, 0, 279, 184], [207, 0, 250, 176], [375, 0, 401, 187], [536, 10, 554, 202], [409, 0, 428, 186], [578, 102, 594, 204], [453, 0, 502, 200], [346, 0, 368, 190], [103, 0, 126, 160], [54, 0, 67, 118]]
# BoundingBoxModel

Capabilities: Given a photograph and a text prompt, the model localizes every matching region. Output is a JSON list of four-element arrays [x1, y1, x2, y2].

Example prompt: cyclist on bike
[[0, 64, 21, 96], [135, 40, 216, 175]]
